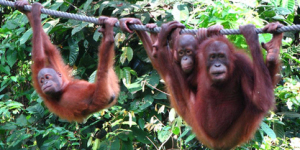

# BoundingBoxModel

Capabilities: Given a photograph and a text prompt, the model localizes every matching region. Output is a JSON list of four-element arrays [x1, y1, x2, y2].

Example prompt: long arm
[[261, 22, 283, 86], [240, 24, 275, 111], [16, 1, 69, 79], [18, 1, 46, 72], [119, 19, 193, 119], [16, 1, 48, 94], [153, 21, 195, 120], [89, 17, 120, 113]]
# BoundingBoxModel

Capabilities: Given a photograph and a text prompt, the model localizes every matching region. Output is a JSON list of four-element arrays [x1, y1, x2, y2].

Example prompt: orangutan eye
[[210, 54, 216, 60], [46, 75, 49, 79], [219, 54, 225, 58], [187, 50, 192, 55], [178, 51, 184, 56], [40, 79, 44, 83]]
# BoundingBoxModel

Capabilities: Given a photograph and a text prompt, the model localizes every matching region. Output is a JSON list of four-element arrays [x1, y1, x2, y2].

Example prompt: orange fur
[[22, 2, 119, 122], [123, 20, 281, 149]]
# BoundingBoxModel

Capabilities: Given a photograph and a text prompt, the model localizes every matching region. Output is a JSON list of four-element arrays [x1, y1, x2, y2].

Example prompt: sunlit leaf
[[169, 108, 176, 122], [83, 0, 93, 11], [88, 70, 97, 83], [184, 134, 196, 144], [19, 28, 32, 45], [158, 128, 172, 142], [260, 122, 276, 140], [71, 22, 89, 35], [172, 126, 180, 135], [172, 2, 189, 21], [43, 19, 60, 33]]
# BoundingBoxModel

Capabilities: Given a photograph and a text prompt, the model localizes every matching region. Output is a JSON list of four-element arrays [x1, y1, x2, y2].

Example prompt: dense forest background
[[0, 0, 300, 149]]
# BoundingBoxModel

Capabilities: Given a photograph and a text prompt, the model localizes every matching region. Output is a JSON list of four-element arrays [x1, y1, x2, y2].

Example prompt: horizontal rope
[[1, 0, 300, 35]]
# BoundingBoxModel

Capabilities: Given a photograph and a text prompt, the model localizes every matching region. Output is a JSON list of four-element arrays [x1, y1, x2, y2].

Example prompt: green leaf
[[278, 112, 300, 118], [49, 1, 63, 10], [127, 82, 142, 93], [1, 78, 10, 88], [172, 126, 180, 135], [274, 121, 285, 138], [287, 0, 295, 13], [130, 95, 154, 113], [139, 95, 154, 110], [16, 114, 27, 127], [111, 138, 120, 150], [43, 19, 60, 34], [253, 130, 264, 144], [272, 15, 285, 20], [4, 20, 18, 30], [172, 3, 189, 21], [115, 66, 123, 79], [6, 101, 23, 109], [88, 70, 97, 83], [132, 127, 151, 144], [71, 22, 89, 35], [98, 1, 110, 15], [93, 29, 101, 41], [120, 47, 134, 64], [280, 0, 295, 13], [6, 50, 17, 67], [120, 52, 127, 64], [7, 129, 31, 147], [274, 7, 291, 15], [0, 123, 17, 130], [138, 118, 145, 129], [158, 127, 172, 142], [122, 121, 137, 126], [121, 139, 133, 150], [10, 76, 17, 82], [0, 65, 10, 75], [184, 134, 196, 144], [111, 119, 123, 127], [169, 108, 176, 122], [153, 92, 167, 99], [117, 91, 127, 105], [19, 28, 32, 45], [178, 127, 191, 140], [259, 33, 272, 44], [68, 38, 79, 66], [125, 47, 133, 62], [122, 67, 132, 86], [98, 140, 107, 150], [83, 0, 93, 11], [26, 103, 45, 119], [146, 70, 160, 89], [260, 122, 276, 140], [129, 69, 138, 77]]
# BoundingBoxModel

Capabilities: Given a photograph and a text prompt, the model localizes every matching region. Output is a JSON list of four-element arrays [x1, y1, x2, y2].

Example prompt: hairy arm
[[155, 21, 194, 120], [261, 22, 283, 86], [90, 17, 120, 113], [240, 24, 275, 111]]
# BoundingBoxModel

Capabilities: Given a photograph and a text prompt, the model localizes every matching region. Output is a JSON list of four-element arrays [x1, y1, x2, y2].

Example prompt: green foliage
[[1, 0, 300, 149]]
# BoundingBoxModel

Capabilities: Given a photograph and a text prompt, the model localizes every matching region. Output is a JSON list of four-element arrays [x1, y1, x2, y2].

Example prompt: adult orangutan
[[119, 18, 222, 93], [16, 1, 119, 122], [120, 19, 282, 149]]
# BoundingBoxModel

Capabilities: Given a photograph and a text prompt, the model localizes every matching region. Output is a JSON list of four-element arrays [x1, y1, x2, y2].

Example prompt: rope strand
[[1, 0, 300, 35]]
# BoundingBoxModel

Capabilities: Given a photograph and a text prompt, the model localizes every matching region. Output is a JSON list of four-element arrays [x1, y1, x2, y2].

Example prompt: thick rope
[[1, 0, 300, 35]]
